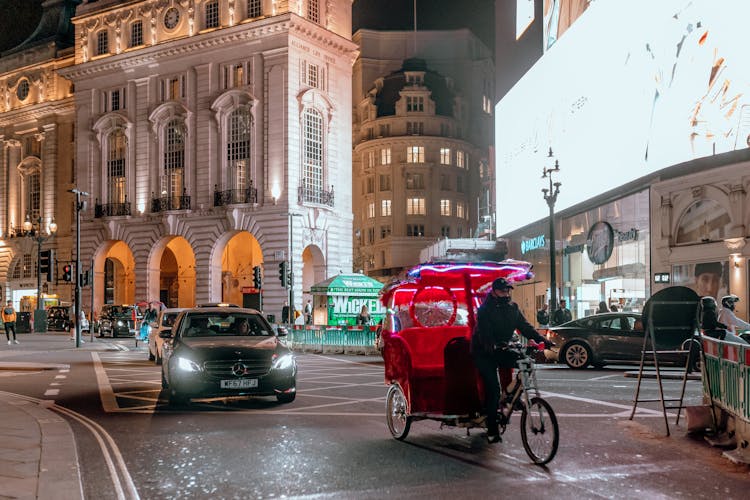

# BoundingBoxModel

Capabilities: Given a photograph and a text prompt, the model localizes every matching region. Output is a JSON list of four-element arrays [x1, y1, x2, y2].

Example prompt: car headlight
[[272, 353, 295, 370], [176, 357, 202, 372], [117, 320, 124, 327]]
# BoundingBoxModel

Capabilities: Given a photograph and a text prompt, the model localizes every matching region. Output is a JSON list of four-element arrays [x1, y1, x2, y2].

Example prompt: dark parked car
[[160, 307, 296, 406], [97, 305, 140, 338], [47, 306, 89, 332], [545, 312, 694, 369]]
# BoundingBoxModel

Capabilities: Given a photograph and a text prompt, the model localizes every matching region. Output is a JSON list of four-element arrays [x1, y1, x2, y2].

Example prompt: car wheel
[[276, 391, 296, 404], [562, 341, 592, 369]]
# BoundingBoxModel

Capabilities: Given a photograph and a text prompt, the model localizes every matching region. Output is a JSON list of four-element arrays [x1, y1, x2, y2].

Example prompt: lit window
[[440, 199, 452, 217], [456, 201, 466, 219], [368, 202, 375, 218], [406, 198, 425, 215], [381, 148, 391, 165], [440, 148, 451, 165], [456, 150, 465, 168], [381, 199, 391, 216], [368, 151, 375, 168], [406, 146, 424, 163]]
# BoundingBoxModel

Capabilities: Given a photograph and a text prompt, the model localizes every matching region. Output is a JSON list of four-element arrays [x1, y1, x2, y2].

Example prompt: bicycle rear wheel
[[386, 384, 411, 440], [520, 396, 559, 465]]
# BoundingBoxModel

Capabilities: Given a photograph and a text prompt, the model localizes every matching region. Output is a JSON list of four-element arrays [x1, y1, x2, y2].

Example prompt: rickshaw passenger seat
[[399, 326, 471, 379], [444, 336, 482, 415]]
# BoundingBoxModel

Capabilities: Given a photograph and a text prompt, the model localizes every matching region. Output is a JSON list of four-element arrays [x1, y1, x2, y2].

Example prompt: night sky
[[0, 1, 494, 54]]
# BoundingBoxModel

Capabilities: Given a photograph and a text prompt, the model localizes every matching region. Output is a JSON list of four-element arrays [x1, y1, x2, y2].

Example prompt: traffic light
[[278, 261, 288, 288], [62, 264, 72, 282], [40, 249, 54, 282], [253, 266, 262, 289]]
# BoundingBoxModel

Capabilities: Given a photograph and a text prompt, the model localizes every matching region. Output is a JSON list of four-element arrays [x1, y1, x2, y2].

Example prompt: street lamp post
[[22, 216, 57, 332], [542, 148, 561, 316]]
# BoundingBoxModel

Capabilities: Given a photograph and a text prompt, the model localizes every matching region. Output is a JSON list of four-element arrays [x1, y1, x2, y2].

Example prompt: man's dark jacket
[[471, 293, 546, 354]]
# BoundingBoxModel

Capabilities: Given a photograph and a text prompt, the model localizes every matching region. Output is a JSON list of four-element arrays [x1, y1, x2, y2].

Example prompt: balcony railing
[[213, 182, 258, 207], [151, 190, 191, 212], [94, 199, 131, 218], [298, 185, 334, 207]]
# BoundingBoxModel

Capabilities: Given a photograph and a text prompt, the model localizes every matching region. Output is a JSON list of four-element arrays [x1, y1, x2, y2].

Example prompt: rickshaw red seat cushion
[[398, 326, 471, 378]]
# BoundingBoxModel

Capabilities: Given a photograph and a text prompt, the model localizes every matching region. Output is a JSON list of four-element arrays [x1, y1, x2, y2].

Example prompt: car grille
[[203, 359, 271, 378]]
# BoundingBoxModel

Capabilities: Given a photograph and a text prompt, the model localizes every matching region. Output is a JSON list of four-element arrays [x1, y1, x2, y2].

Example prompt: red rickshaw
[[380, 260, 559, 465]]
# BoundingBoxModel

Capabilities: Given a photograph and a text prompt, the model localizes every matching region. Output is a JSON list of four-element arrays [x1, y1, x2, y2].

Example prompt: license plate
[[220, 379, 258, 389]]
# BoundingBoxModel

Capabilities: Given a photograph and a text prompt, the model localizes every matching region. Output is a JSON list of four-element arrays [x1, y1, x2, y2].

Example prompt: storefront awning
[[310, 274, 384, 297]]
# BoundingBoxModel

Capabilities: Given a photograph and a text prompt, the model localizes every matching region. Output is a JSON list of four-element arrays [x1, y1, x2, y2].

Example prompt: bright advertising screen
[[496, 0, 750, 234]]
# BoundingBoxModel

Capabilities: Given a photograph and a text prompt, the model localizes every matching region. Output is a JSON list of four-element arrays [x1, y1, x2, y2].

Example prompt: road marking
[[92, 352, 119, 413], [588, 374, 619, 380], [44, 389, 60, 396], [54, 375, 66, 379]]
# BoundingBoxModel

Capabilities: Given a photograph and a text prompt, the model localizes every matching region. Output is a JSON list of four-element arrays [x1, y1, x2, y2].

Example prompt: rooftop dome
[[372, 58, 457, 118]]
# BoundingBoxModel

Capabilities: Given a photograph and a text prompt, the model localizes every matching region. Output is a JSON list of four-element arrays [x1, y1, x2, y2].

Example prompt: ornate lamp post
[[542, 148, 561, 316], [22, 215, 57, 332]]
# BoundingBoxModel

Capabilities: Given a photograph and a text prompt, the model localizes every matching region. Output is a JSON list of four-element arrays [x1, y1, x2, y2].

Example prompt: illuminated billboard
[[496, 0, 750, 234]]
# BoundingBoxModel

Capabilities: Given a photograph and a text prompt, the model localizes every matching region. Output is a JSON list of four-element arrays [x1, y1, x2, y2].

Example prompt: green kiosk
[[310, 274, 385, 326]]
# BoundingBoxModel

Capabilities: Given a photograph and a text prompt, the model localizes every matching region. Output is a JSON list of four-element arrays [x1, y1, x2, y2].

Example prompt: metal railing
[[298, 185, 334, 207], [151, 191, 191, 212], [94, 200, 131, 218], [286, 325, 378, 354], [213, 182, 258, 206]]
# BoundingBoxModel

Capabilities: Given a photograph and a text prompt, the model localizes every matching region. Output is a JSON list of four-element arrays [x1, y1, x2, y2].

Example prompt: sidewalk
[[0, 332, 122, 499]]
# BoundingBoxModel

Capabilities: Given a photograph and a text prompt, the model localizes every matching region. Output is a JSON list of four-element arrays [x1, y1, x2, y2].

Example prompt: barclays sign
[[521, 235, 546, 254]]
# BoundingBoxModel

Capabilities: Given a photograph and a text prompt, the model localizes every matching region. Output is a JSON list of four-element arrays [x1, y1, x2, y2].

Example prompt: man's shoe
[[487, 433, 502, 444], [13, 340, 19, 344], [7, 340, 11, 345]]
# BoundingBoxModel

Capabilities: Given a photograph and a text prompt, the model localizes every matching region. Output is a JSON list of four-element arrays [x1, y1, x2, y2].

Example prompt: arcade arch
[[147, 236, 196, 308], [93, 241, 135, 312]]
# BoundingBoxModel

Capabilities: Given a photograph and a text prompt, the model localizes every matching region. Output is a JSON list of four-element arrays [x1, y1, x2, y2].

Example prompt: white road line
[[44, 389, 60, 396], [92, 352, 120, 413], [588, 374, 620, 381], [54, 375, 66, 379]]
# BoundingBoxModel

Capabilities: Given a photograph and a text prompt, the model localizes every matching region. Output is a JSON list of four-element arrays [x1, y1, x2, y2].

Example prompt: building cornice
[[0, 97, 75, 129]]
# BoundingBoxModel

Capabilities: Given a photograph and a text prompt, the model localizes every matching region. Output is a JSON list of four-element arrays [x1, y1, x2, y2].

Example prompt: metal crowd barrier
[[285, 325, 380, 355], [701, 336, 750, 463]]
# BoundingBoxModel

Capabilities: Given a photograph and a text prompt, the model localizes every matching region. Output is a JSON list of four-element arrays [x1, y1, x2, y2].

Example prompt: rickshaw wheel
[[386, 384, 411, 440]]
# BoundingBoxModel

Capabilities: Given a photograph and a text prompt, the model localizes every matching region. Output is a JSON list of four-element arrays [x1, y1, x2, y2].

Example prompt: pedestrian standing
[[596, 301, 609, 314], [304, 299, 313, 325], [2, 300, 19, 345], [552, 299, 572, 325], [356, 305, 371, 326], [281, 301, 290, 324], [536, 303, 550, 328]]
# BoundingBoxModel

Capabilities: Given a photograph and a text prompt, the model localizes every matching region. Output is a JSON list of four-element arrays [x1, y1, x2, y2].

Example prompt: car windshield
[[181, 312, 271, 337]]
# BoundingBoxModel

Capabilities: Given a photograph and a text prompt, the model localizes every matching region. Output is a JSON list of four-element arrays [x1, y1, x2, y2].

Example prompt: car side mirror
[[276, 326, 288, 337], [159, 329, 173, 339]]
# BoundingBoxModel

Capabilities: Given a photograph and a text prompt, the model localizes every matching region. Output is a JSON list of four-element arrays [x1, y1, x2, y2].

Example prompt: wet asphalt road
[[2, 338, 749, 499]]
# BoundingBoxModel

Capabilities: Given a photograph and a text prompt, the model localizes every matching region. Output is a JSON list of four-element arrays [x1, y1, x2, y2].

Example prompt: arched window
[[26, 171, 41, 222], [302, 108, 324, 201], [227, 108, 251, 196], [163, 120, 185, 208], [675, 199, 731, 244], [107, 129, 127, 204]]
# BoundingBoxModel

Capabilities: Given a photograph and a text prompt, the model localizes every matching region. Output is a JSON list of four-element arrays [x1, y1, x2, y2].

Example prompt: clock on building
[[164, 7, 180, 29]]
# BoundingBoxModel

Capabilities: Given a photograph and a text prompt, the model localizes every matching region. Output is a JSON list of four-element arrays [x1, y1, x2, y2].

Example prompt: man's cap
[[694, 262, 722, 277], [492, 277, 514, 290]]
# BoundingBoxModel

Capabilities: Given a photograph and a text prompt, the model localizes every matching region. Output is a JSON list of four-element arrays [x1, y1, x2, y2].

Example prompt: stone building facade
[[59, 0, 357, 316]]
